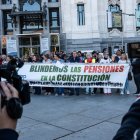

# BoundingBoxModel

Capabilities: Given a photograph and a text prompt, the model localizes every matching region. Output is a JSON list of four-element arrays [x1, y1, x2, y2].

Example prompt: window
[[108, 5, 122, 31], [138, 3, 140, 10], [48, 0, 58, 2], [3, 10, 13, 35], [108, 4, 120, 12], [19, 37, 30, 46], [77, 4, 85, 26], [49, 8, 60, 32], [19, 36, 40, 46], [136, 3, 140, 30], [20, 14, 43, 32], [2, 0, 12, 4]]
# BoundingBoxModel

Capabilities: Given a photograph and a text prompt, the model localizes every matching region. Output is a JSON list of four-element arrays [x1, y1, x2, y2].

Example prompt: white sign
[[7, 39, 17, 56], [40, 38, 49, 53], [18, 63, 130, 89]]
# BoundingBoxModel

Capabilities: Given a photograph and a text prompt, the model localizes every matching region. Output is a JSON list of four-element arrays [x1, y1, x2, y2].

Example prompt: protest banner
[[18, 63, 130, 89]]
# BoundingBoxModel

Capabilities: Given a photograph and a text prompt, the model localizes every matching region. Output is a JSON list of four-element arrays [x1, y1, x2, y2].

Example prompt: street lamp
[[121, 13, 135, 50]]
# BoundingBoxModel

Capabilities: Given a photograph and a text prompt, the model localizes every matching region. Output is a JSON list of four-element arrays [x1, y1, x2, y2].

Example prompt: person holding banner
[[84, 53, 95, 95], [92, 51, 104, 94], [92, 51, 98, 62], [28, 53, 34, 63], [112, 49, 122, 63], [100, 52, 112, 95], [118, 53, 130, 95], [78, 51, 84, 63], [42, 54, 52, 64], [53, 54, 65, 96], [69, 51, 80, 96], [42, 54, 54, 96], [32, 55, 41, 95]]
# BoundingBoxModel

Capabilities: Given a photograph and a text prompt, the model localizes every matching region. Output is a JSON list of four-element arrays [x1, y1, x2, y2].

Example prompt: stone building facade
[[0, 0, 62, 57], [61, 0, 139, 53], [0, 0, 140, 56]]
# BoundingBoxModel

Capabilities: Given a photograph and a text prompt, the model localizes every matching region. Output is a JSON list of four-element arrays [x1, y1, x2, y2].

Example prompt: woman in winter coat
[[100, 52, 112, 95]]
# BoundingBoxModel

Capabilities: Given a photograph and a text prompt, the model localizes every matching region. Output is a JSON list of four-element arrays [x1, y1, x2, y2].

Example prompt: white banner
[[40, 38, 49, 53], [7, 39, 17, 56], [18, 63, 130, 89]]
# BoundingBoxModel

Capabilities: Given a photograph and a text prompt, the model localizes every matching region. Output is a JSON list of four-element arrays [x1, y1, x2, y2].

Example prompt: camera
[[0, 58, 31, 106]]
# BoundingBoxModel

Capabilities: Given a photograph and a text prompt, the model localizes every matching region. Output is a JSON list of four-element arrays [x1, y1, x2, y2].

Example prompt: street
[[18, 81, 136, 140]]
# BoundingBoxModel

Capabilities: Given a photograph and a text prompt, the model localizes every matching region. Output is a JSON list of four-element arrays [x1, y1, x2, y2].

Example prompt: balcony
[[50, 26, 60, 33], [2, 0, 12, 4], [0, 0, 12, 9]]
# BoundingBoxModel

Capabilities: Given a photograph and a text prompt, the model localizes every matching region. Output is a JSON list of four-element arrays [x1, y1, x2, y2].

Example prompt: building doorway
[[19, 47, 40, 57], [50, 33, 60, 52], [18, 34, 41, 58]]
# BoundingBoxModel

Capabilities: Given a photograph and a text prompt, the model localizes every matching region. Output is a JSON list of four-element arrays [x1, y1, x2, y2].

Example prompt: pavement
[[17, 81, 137, 140]]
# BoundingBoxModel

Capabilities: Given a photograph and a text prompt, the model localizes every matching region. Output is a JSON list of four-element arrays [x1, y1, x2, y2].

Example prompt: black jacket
[[113, 99, 140, 140], [0, 129, 18, 140], [69, 56, 80, 63], [132, 58, 140, 74]]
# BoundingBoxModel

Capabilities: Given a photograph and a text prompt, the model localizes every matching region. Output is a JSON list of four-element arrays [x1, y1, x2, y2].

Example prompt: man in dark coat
[[113, 98, 140, 140], [132, 58, 140, 95], [69, 51, 80, 63], [69, 51, 80, 96]]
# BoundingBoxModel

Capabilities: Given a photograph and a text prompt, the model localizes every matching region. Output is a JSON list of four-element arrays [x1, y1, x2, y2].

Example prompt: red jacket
[[85, 58, 95, 63]]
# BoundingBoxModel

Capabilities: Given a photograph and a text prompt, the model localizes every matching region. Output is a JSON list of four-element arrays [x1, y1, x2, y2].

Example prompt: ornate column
[[11, 4, 17, 35], [123, 0, 136, 37], [42, 2, 48, 34], [91, 0, 100, 38]]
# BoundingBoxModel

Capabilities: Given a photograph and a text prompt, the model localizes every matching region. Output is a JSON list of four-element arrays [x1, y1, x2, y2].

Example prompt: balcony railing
[[2, 0, 12, 4]]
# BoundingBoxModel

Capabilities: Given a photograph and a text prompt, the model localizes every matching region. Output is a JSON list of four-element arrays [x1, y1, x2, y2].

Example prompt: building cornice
[[108, 0, 120, 6], [74, 0, 86, 4]]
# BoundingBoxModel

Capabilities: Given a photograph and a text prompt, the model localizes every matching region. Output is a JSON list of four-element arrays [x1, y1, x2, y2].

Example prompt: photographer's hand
[[0, 82, 19, 130]]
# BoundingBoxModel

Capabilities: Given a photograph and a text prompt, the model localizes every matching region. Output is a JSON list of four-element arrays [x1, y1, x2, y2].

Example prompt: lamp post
[[121, 13, 135, 50]]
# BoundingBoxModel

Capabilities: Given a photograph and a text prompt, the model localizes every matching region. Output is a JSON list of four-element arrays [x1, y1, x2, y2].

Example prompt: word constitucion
[[29, 65, 124, 82]]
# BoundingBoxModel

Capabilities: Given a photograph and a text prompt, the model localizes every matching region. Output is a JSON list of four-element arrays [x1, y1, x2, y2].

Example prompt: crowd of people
[[0, 48, 133, 96], [0, 49, 140, 140]]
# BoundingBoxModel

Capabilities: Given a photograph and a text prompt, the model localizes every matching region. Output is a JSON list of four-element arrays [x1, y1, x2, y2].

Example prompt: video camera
[[0, 58, 30, 106]]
